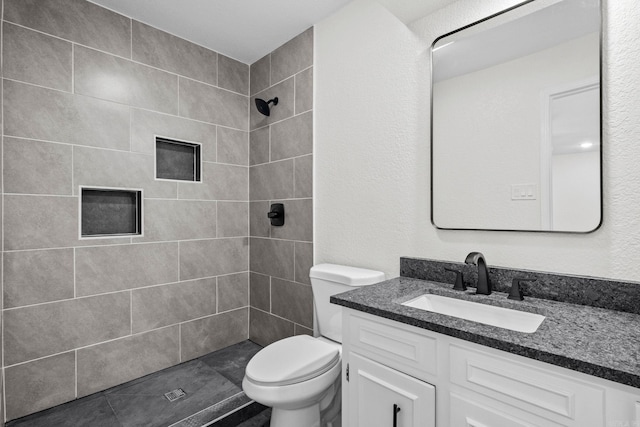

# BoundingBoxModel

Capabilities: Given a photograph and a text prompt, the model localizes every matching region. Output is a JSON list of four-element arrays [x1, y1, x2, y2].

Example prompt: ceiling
[[88, 0, 457, 64]]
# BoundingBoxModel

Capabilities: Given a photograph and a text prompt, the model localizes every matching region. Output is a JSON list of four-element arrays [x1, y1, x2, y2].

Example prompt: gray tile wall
[[0, 7, 4, 424], [248, 28, 314, 347], [1, 0, 251, 421]]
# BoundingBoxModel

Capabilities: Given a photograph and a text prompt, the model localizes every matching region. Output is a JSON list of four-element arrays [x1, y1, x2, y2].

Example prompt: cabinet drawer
[[450, 344, 604, 426], [449, 393, 564, 427], [348, 313, 437, 378]]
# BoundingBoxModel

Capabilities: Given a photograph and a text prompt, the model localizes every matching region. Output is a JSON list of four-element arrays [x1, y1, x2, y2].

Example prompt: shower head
[[255, 97, 278, 116]]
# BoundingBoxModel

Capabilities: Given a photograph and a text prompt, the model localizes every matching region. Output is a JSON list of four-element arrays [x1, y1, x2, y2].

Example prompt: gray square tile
[[219, 54, 249, 95], [249, 308, 294, 347], [250, 54, 270, 96], [249, 273, 270, 312], [250, 201, 270, 237], [295, 242, 313, 285], [4, 248, 74, 308], [250, 127, 270, 166], [250, 77, 294, 130], [270, 111, 313, 161], [271, 27, 313, 83], [77, 326, 180, 397], [3, 137, 72, 195], [234, 408, 272, 427], [295, 324, 314, 336], [179, 77, 248, 130], [271, 278, 313, 328], [75, 45, 178, 114], [4, 0, 132, 57], [218, 272, 249, 312], [295, 67, 313, 114], [73, 146, 177, 199], [4, 292, 130, 365], [131, 108, 216, 161], [5, 393, 121, 427], [75, 242, 179, 296], [5, 352, 76, 421], [132, 278, 216, 333], [4, 194, 131, 251], [249, 237, 294, 281], [106, 360, 239, 427], [249, 160, 294, 201], [4, 195, 77, 251], [4, 80, 130, 150], [179, 238, 249, 281], [132, 20, 217, 85], [134, 199, 216, 243], [199, 340, 262, 387], [3, 22, 72, 92], [218, 127, 249, 166], [294, 155, 313, 198], [178, 162, 248, 201], [270, 199, 313, 242], [218, 202, 249, 237], [180, 308, 248, 360]]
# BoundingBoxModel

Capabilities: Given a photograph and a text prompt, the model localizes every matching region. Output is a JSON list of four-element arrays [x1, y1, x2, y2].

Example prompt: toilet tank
[[309, 264, 385, 343]]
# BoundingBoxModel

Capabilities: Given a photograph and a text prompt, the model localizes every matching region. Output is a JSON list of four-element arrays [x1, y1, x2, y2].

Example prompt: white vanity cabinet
[[348, 353, 435, 427], [341, 308, 640, 427]]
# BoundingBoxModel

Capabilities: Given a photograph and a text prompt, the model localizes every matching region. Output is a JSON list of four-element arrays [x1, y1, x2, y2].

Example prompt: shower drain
[[164, 388, 186, 402]]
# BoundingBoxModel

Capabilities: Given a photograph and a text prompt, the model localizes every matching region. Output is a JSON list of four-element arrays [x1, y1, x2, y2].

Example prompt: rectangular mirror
[[431, 0, 602, 232]]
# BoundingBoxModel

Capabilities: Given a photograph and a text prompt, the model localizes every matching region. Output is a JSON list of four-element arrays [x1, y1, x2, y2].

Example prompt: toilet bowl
[[243, 336, 341, 426], [242, 264, 385, 427]]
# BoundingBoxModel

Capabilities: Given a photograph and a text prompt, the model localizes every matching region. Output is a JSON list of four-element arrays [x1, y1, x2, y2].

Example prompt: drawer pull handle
[[393, 403, 401, 427]]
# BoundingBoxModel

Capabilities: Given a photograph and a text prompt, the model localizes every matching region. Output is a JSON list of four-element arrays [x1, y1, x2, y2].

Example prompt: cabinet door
[[348, 352, 435, 427]]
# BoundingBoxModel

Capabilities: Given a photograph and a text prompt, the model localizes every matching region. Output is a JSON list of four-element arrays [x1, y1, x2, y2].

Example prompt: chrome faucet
[[465, 252, 491, 295]]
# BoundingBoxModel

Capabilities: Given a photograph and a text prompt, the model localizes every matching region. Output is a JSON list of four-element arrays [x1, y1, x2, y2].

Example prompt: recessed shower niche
[[155, 136, 202, 182], [80, 187, 143, 238]]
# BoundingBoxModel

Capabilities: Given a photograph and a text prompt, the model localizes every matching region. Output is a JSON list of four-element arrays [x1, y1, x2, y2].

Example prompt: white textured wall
[[315, 0, 640, 283], [314, 0, 428, 278]]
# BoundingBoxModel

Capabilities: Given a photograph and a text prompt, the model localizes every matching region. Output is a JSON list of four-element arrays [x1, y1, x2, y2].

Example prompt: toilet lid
[[245, 335, 340, 386]]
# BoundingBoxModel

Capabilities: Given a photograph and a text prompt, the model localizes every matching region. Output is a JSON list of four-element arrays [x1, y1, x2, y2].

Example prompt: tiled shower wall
[[1, 0, 251, 421], [248, 29, 315, 345]]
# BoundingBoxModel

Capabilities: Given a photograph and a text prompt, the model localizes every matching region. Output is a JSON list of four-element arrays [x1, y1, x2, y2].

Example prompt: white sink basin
[[401, 294, 545, 333]]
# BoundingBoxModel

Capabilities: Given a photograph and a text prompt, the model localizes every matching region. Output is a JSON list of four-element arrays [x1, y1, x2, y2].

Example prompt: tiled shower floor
[[6, 341, 271, 427]]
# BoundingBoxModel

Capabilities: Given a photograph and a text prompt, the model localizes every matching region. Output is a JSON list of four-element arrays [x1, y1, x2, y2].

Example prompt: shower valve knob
[[268, 203, 285, 226]]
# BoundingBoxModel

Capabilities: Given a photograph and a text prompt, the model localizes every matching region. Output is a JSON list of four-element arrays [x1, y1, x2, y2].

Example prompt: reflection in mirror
[[431, 0, 601, 232]]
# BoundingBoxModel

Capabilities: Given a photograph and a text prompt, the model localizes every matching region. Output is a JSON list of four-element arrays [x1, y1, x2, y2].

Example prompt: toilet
[[242, 264, 385, 427]]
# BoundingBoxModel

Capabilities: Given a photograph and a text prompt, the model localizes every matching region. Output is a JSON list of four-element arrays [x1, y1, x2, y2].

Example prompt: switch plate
[[511, 184, 537, 200]]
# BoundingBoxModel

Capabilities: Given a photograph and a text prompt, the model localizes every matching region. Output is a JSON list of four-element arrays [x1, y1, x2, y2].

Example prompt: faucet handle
[[508, 278, 535, 301], [444, 268, 466, 291]]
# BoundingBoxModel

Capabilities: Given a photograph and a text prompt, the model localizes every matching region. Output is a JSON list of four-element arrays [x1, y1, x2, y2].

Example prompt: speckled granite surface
[[401, 257, 640, 315], [331, 277, 640, 389]]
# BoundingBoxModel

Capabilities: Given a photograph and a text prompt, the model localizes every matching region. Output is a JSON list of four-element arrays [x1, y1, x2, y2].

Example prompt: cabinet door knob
[[393, 403, 401, 427]]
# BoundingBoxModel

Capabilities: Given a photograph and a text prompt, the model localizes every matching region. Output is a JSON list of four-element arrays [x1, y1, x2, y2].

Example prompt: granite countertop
[[330, 276, 640, 389]]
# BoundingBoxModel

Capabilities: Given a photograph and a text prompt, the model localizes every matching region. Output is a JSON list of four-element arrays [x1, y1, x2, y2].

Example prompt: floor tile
[[105, 360, 239, 427], [199, 340, 262, 386], [5, 340, 262, 427], [212, 404, 270, 427], [234, 408, 272, 427], [5, 394, 121, 427]]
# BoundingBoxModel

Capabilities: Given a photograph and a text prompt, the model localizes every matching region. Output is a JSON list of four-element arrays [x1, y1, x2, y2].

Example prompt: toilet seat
[[245, 335, 340, 387]]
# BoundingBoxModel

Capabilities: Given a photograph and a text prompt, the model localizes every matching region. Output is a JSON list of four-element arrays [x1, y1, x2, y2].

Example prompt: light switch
[[511, 184, 537, 200]]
